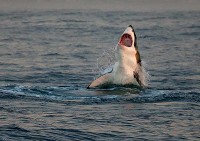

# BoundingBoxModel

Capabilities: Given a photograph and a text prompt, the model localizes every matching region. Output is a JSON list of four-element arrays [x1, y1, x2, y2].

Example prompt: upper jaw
[[119, 27, 134, 47], [119, 33, 133, 47]]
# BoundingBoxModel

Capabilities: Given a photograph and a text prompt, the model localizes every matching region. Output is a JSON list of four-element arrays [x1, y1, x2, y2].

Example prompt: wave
[[0, 124, 120, 141], [0, 85, 199, 105]]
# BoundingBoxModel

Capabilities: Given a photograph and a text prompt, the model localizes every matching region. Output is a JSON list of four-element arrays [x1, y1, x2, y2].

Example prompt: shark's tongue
[[120, 34, 132, 47]]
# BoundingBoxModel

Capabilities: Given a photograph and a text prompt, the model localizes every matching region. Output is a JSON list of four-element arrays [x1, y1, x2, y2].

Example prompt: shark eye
[[119, 33, 133, 47]]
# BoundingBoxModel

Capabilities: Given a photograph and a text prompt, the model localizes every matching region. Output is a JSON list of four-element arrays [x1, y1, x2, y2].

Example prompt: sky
[[0, 0, 199, 11]]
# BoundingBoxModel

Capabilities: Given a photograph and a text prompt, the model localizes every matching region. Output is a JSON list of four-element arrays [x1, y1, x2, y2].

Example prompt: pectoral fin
[[87, 73, 112, 89], [133, 71, 142, 87]]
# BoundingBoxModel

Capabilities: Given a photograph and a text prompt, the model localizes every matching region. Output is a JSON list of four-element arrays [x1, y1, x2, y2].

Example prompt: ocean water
[[0, 8, 200, 141]]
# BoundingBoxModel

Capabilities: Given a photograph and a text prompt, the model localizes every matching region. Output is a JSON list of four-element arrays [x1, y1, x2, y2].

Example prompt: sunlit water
[[0, 9, 200, 141]]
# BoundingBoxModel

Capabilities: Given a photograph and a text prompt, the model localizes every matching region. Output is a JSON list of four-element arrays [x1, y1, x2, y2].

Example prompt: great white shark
[[87, 25, 147, 89]]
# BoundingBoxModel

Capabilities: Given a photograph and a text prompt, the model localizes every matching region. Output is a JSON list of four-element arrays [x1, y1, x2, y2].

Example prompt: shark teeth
[[119, 33, 132, 47]]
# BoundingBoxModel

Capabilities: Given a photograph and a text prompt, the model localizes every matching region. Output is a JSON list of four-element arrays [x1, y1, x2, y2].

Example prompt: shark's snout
[[118, 25, 137, 48], [128, 25, 134, 30]]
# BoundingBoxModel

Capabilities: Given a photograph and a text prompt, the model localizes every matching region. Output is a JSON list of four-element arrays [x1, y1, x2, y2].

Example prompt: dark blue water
[[0, 9, 200, 141]]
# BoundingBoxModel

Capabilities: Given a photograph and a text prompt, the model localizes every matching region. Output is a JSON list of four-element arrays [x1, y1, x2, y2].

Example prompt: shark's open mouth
[[119, 33, 133, 47]]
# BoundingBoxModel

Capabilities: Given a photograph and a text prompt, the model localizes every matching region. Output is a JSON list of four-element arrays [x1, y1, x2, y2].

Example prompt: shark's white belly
[[112, 62, 138, 85]]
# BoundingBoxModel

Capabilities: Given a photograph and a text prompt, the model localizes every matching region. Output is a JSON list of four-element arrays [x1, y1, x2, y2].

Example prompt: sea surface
[[0, 7, 200, 141]]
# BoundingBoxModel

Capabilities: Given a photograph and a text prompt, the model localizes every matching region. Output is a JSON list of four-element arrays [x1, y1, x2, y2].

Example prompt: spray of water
[[137, 61, 151, 87], [92, 45, 116, 78]]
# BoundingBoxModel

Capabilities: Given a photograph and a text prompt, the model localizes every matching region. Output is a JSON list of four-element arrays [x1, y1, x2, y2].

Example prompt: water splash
[[137, 61, 151, 87], [92, 45, 116, 78]]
